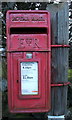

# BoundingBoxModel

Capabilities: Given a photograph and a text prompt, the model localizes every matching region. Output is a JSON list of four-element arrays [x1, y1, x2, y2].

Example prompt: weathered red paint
[[6, 10, 51, 113]]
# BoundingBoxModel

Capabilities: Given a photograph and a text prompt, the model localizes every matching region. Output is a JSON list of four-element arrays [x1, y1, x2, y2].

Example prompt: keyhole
[[17, 80, 18, 83]]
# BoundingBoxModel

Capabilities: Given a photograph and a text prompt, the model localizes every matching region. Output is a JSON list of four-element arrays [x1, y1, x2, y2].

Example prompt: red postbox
[[6, 10, 51, 113]]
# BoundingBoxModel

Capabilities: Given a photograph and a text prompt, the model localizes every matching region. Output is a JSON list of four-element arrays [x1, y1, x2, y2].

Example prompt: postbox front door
[[6, 10, 51, 113]]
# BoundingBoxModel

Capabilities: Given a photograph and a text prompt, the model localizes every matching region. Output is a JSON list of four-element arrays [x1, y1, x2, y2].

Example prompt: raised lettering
[[12, 16, 45, 21], [12, 16, 29, 21], [18, 37, 40, 48], [33, 38, 40, 48], [25, 38, 32, 46], [31, 16, 45, 21]]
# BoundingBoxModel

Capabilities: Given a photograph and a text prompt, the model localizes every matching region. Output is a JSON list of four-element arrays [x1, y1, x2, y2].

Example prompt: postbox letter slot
[[10, 27, 47, 34]]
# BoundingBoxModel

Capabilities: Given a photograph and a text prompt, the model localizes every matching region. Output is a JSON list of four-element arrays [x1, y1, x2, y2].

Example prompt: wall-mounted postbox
[[6, 10, 51, 113]]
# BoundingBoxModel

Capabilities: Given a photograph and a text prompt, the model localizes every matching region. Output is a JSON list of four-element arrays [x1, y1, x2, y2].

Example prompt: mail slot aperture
[[10, 27, 47, 34]]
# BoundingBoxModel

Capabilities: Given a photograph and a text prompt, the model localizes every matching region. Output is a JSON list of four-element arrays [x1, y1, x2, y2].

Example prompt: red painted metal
[[6, 10, 51, 113], [51, 82, 70, 87], [51, 45, 70, 48]]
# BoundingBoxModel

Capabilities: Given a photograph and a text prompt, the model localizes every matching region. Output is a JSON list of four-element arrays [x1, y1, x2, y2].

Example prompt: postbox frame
[[6, 10, 51, 113]]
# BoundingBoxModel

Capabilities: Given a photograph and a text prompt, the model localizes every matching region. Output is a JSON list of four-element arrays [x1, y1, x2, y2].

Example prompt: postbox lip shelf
[[10, 25, 48, 28], [9, 25, 49, 28], [7, 49, 51, 52], [7, 10, 49, 14]]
